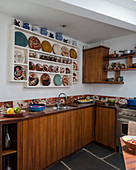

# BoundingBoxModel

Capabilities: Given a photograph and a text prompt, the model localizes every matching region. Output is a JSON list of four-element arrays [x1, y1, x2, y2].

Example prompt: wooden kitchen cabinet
[[95, 106, 116, 150], [82, 46, 109, 83], [39, 106, 94, 169], [22, 118, 40, 170]]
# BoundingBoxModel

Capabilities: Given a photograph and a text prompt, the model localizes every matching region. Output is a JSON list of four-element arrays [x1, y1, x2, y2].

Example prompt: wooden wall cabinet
[[95, 106, 116, 150], [82, 46, 109, 83]]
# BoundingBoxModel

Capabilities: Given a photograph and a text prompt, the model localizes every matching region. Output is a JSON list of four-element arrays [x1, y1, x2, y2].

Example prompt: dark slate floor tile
[[63, 150, 116, 170], [48, 162, 68, 170], [104, 153, 125, 170], [84, 142, 114, 158]]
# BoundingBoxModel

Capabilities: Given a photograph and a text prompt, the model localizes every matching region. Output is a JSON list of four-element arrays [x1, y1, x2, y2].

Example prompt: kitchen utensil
[[53, 44, 61, 55], [119, 50, 133, 55], [41, 73, 51, 86], [54, 74, 62, 86], [14, 66, 26, 80], [28, 104, 46, 112], [28, 36, 41, 50], [42, 40, 52, 53], [15, 32, 28, 47], [127, 99, 136, 106], [29, 73, 39, 86], [70, 49, 77, 59]]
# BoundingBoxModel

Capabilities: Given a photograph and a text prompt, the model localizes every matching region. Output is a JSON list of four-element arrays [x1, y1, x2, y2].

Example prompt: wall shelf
[[105, 54, 136, 60], [2, 150, 17, 156], [9, 25, 80, 87], [104, 68, 136, 71]]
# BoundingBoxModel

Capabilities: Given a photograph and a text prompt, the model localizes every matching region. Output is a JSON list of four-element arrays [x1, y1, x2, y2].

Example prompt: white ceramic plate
[[53, 44, 61, 55], [14, 50, 25, 63]]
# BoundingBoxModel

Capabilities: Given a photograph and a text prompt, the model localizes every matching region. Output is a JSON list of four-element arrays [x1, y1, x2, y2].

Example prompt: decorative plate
[[54, 66, 59, 73], [62, 75, 69, 86], [53, 44, 61, 55], [70, 49, 77, 59], [73, 61, 78, 70], [61, 46, 69, 57], [41, 73, 51, 86], [15, 31, 28, 47], [43, 64, 48, 72], [14, 51, 25, 63], [42, 40, 52, 53], [66, 67, 71, 74], [54, 74, 62, 86], [29, 61, 35, 70], [28, 36, 41, 50], [60, 67, 65, 73], [48, 65, 54, 72], [36, 63, 43, 71], [14, 66, 26, 80], [29, 73, 39, 86]]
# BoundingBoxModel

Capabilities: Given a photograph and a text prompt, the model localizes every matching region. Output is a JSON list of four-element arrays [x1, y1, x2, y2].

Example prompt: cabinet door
[[83, 49, 98, 83], [82, 107, 94, 146], [83, 47, 109, 83], [95, 107, 116, 149], [23, 118, 40, 170]]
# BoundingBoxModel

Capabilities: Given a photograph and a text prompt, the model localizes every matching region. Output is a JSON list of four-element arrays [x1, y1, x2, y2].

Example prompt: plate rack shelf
[[9, 25, 80, 88]]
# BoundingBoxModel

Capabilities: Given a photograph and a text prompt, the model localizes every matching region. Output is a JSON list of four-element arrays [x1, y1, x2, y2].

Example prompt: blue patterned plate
[[54, 74, 62, 86], [15, 31, 28, 47]]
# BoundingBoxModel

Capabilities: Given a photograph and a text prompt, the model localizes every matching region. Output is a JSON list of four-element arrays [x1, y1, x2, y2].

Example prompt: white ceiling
[[0, 0, 135, 44], [108, 0, 136, 11]]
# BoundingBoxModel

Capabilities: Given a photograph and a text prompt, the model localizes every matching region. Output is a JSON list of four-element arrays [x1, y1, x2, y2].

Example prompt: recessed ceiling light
[[60, 24, 68, 28]]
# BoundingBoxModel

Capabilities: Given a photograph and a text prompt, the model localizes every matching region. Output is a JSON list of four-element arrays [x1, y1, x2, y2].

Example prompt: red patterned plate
[[63, 75, 69, 86], [28, 36, 41, 50], [41, 73, 51, 86]]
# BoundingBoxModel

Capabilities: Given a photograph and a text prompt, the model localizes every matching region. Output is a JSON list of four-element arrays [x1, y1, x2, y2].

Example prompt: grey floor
[[48, 143, 125, 170]]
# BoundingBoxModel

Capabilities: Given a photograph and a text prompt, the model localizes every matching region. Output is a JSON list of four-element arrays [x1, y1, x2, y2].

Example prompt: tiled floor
[[49, 143, 125, 170]]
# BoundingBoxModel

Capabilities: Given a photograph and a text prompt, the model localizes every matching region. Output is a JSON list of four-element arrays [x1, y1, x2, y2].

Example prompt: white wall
[[0, 13, 90, 102], [88, 34, 136, 97]]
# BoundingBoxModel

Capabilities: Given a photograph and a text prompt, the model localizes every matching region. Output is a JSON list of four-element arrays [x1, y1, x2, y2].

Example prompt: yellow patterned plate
[[42, 40, 52, 53], [70, 49, 77, 59]]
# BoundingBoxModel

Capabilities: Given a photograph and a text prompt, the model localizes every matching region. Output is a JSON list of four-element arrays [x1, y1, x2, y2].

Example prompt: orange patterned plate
[[28, 36, 41, 50], [42, 40, 52, 53]]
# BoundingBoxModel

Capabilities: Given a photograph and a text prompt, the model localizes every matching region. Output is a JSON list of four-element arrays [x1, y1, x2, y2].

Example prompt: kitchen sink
[[47, 105, 74, 110]]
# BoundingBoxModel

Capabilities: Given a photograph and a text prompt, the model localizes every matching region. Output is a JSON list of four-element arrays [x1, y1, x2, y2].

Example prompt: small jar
[[32, 25, 40, 33]]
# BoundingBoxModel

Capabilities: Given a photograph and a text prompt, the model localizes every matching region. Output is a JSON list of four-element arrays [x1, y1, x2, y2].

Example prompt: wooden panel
[[95, 107, 116, 149], [82, 107, 94, 146], [23, 118, 40, 170], [17, 121, 23, 170], [83, 46, 109, 83]]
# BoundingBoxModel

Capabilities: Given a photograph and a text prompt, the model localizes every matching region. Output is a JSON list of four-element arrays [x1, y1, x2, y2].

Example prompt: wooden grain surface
[[120, 138, 136, 170], [95, 106, 116, 150], [82, 46, 109, 83]]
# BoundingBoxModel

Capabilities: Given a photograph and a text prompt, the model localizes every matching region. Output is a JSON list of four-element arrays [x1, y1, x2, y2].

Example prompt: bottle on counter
[[4, 125, 11, 150]]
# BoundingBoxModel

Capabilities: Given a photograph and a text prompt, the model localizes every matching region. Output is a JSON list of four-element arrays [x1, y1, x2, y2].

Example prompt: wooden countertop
[[0, 102, 117, 123], [120, 138, 136, 170]]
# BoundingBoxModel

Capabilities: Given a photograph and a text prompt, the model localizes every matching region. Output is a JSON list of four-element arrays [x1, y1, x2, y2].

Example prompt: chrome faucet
[[56, 93, 67, 109]]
